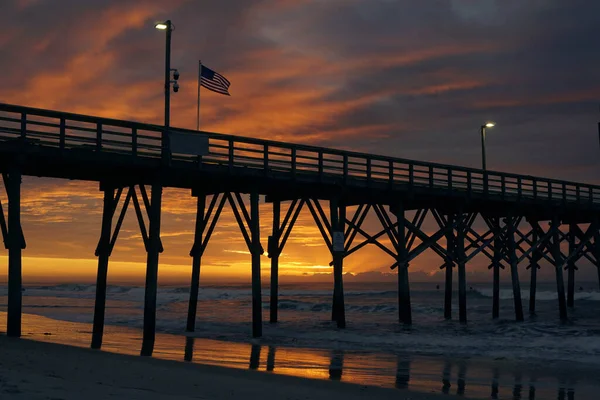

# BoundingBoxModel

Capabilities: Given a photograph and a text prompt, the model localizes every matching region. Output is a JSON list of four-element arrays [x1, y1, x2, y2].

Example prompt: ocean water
[[1, 280, 600, 398]]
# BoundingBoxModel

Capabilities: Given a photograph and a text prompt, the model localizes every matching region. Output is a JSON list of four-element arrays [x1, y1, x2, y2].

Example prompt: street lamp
[[480, 122, 495, 171], [154, 20, 180, 160]]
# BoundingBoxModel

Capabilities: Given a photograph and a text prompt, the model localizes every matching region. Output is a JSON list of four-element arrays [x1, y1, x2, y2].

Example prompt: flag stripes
[[200, 65, 231, 96]]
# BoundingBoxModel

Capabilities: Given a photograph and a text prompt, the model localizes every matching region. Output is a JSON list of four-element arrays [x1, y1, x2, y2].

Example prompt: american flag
[[200, 64, 231, 96]]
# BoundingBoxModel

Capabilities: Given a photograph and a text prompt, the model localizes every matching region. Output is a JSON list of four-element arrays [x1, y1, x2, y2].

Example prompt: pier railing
[[1, 102, 599, 206]]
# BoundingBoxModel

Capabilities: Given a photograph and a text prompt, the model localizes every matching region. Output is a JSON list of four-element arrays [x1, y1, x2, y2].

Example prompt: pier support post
[[141, 181, 163, 356], [91, 184, 116, 349], [269, 201, 280, 324], [250, 191, 263, 337], [456, 213, 467, 324], [550, 217, 568, 321], [444, 214, 454, 320], [506, 215, 524, 322], [330, 199, 346, 328], [186, 195, 206, 332], [594, 225, 600, 292], [567, 223, 576, 308], [492, 217, 501, 319], [394, 202, 411, 325], [528, 230, 540, 315], [6, 168, 24, 338]]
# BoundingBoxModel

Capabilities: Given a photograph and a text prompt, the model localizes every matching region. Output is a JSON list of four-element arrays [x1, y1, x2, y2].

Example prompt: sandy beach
[[1, 311, 600, 399], [0, 335, 461, 400]]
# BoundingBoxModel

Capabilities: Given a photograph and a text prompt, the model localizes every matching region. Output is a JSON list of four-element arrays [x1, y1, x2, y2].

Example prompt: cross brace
[[227, 192, 264, 255], [189, 193, 227, 258], [0, 173, 26, 250], [268, 199, 305, 258], [95, 185, 163, 257]]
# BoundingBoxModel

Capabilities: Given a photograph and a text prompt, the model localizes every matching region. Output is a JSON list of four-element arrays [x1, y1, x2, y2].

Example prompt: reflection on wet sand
[[491, 367, 499, 399], [395, 356, 410, 389], [557, 377, 576, 400], [266, 346, 276, 372], [328, 350, 344, 381], [249, 344, 261, 370], [441, 360, 451, 394], [456, 361, 466, 396], [184, 336, 194, 362], [2, 313, 592, 400], [513, 371, 522, 399], [181, 338, 581, 400]]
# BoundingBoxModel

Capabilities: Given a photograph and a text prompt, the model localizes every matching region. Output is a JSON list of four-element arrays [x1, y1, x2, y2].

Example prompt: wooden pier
[[1, 102, 599, 355]]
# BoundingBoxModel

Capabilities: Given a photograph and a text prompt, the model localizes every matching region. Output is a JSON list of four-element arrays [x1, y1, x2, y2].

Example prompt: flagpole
[[196, 60, 201, 131]]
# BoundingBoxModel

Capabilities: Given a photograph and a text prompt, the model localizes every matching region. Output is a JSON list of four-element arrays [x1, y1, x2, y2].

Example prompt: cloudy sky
[[1, 0, 599, 285]]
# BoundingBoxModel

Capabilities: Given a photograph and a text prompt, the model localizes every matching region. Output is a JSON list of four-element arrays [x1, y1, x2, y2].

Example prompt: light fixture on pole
[[154, 20, 180, 160], [480, 122, 495, 171]]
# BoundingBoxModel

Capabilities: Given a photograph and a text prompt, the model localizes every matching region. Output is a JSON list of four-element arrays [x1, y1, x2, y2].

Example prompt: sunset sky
[[1, 0, 600, 285]]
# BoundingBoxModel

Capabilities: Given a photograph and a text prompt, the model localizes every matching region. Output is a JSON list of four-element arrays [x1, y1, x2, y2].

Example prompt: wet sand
[[1, 312, 599, 399], [0, 335, 460, 400]]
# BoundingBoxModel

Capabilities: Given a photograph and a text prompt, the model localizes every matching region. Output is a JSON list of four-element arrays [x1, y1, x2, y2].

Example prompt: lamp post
[[154, 20, 179, 160], [480, 122, 495, 171], [141, 19, 179, 358]]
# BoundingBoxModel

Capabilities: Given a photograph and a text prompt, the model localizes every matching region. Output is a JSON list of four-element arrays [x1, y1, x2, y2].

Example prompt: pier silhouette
[[1, 102, 599, 357]]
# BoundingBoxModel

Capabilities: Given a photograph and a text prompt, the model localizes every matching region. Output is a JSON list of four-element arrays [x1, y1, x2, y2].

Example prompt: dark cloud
[[1, 0, 600, 278]]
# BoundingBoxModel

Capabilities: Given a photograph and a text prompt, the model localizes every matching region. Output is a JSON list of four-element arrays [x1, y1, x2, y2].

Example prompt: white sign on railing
[[169, 131, 209, 155]]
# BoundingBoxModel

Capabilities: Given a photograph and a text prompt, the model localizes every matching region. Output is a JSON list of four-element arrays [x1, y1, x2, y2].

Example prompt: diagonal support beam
[[404, 218, 447, 260], [407, 227, 449, 263], [0, 199, 8, 249], [374, 204, 399, 250], [200, 194, 227, 254], [278, 199, 305, 254], [306, 199, 332, 251], [345, 222, 397, 259], [516, 227, 553, 264], [407, 209, 428, 252], [344, 205, 371, 252], [346, 212, 396, 259], [564, 223, 597, 269], [227, 192, 253, 251]]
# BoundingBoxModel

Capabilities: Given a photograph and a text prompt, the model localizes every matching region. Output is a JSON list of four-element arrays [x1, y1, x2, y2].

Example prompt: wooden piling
[[492, 217, 500, 319], [551, 218, 568, 321], [395, 202, 411, 325], [91, 185, 115, 349], [141, 182, 163, 356], [567, 223, 576, 308], [186, 195, 205, 332], [330, 200, 339, 322], [595, 228, 600, 292], [506, 216, 524, 322], [270, 201, 280, 324], [444, 214, 453, 320], [456, 214, 467, 324], [330, 199, 346, 328], [6, 168, 23, 338], [250, 191, 263, 338], [529, 230, 539, 315]]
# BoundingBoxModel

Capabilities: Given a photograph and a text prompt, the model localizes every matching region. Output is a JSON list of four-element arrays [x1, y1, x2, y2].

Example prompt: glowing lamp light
[[154, 23, 168, 30], [485, 122, 496, 128]]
